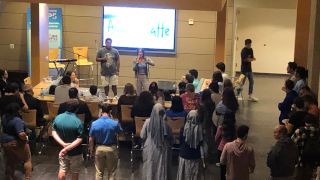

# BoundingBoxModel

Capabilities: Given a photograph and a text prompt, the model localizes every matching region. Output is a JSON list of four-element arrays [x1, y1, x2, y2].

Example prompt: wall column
[[307, 0, 320, 98], [30, 3, 49, 86], [215, 1, 227, 68]]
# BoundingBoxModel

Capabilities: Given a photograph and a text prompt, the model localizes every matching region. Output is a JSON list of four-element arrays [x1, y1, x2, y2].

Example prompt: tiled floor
[[0, 74, 288, 179]]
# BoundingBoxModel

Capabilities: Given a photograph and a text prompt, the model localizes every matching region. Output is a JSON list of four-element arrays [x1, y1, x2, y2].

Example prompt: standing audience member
[[0, 69, 8, 96], [1, 103, 32, 180], [303, 94, 320, 119], [215, 111, 237, 180], [54, 75, 72, 104], [293, 66, 307, 94], [215, 87, 239, 126], [0, 83, 28, 116], [89, 104, 122, 180], [291, 114, 319, 180], [166, 96, 187, 118], [220, 125, 255, 180], [216, 62, 229, 81], [287, 62, 298, 85], [278, 80, 298, 125], [180, 83, 201, 113], [189, 69, 199, 89], [96, 38, 120, 99], [85, 85, 100, 102], [66, 71, 79, 88], [285, 97, 308, 136], [177, 110, 203, 180], [58, 88, 92, 135], [140, 103, 173, 180], [133, 48, 155, 95], [209, 81, 222, 106], [267, 125, 298, 180], [52, 99, 84, 180], [212, 71, 224, 92], [198, 89, 216, 160]]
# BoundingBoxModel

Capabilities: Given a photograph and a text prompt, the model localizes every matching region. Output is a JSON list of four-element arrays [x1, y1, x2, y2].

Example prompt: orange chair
[[73, 47, 94, 83]]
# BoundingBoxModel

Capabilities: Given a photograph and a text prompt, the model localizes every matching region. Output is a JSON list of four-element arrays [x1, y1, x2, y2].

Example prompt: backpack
[[301, 129, 320, 167]]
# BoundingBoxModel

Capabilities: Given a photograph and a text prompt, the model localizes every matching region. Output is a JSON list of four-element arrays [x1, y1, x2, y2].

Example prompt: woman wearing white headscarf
[[140, 103, 173, 180], [177, 110, 203, 180]]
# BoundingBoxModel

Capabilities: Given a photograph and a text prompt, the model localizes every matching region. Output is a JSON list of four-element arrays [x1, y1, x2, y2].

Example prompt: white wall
[[235, 8, 297, 74]]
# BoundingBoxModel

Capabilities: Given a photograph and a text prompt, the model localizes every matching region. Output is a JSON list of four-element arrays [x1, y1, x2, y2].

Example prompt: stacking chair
[[232, 74, 245, 107], [167, 117, 185, 146], [131, 116, 148, 173], [119, 105, 133, 139], [73, 47, 94, 83], [49, 48, 65, 69], [86, 101, 100, 120]]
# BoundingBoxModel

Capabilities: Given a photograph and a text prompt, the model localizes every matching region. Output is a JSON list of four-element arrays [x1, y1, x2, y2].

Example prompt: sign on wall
[[27, 8, 62, 76]]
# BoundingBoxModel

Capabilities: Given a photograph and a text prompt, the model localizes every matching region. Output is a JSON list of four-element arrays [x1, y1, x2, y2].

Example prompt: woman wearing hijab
[[177, 110, 203, 180], [140, 103, 173, 180]]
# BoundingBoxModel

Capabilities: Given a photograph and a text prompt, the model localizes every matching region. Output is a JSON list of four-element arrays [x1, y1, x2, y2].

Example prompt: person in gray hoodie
[[267, 125, 298, 180], [220, 125, 255, 180]]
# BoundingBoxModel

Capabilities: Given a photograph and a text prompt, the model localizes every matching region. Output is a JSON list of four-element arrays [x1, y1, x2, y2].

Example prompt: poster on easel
[[27, 8, 62, 76]]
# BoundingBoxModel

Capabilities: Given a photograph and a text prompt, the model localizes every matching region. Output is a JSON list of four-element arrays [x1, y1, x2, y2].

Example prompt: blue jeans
[[242, 71, 254, 95]]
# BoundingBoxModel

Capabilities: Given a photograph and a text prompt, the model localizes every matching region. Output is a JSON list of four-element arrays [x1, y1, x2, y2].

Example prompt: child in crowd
[[85, 85, 100, 102]]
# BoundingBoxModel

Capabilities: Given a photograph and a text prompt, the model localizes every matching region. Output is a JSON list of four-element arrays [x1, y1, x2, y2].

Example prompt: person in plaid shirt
[[291, 113, 319, 180]]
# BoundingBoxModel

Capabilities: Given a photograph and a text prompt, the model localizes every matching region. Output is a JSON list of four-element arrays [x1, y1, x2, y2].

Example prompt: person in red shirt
[[180, 83, 201, 113]]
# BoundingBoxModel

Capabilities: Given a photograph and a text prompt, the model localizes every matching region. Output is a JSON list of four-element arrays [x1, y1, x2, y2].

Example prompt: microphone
[[95, 40, 99, 52]]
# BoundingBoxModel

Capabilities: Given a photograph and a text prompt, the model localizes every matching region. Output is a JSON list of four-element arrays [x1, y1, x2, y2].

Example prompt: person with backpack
[[291, 113, 320, 179]]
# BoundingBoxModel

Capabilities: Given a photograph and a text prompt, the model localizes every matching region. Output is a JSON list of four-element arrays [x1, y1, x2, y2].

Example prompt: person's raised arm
[[96, 50, 107, 62], [147, 58, 155, 66]]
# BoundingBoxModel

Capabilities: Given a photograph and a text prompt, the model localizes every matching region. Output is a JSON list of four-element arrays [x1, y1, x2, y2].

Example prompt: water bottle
[[40, 88, 44, 98]]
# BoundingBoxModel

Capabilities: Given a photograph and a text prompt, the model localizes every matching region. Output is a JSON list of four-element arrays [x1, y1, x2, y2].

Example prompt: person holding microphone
[[133, 48, 155, 95]]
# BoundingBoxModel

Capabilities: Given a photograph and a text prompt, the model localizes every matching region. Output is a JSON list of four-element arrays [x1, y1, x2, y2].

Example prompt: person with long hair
[[180, 83, 201, 113], [1, 103, 32, 180], [215, 87, 239, 126], [166, 96, 187, 117], [66, 71, 79, 88], [133, 48, 155, 95], [215, 111, 237, 180], [177, 110, 203, 180], [209, 81, 222, 106], [140, 103, 173, 180], [212, 71, 223, 93]]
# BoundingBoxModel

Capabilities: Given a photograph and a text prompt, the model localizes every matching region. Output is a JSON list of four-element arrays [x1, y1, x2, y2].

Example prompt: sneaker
[[215, 163, 220, 167], [248, 95, 259, 102], [237, 96, 243, 101], [113, 95, 118, 100], [104, 96, 109, 101]]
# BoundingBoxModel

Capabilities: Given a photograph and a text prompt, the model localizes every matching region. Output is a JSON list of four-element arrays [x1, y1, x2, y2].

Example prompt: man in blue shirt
[[52, 99, 84, 180], [89, 104, 122, 180]]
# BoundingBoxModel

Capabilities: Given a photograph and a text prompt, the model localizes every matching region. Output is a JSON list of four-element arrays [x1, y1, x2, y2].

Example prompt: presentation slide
[[103, 7, 176, 51]]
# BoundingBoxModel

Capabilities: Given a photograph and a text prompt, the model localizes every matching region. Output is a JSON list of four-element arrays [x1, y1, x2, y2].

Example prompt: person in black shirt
[[0, 83, 28, 116], [241, 39, 259, 102], [285, 97, 308, 137]]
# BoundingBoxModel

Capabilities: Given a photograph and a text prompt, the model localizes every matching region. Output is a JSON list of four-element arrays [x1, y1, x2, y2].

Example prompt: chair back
[[167, 117, 185, 134], [49, 48, 59, 60], [134, 117, 148, 136], [77, 114, 85, 123], [121, 105, 133, 123], [233, 74, 246, 87], [24, 77, 31, 85], [73, 47, 88, 61], [21, 110, 37, 128], [86, 102, 100, 119], [47, 102, 60, 120]]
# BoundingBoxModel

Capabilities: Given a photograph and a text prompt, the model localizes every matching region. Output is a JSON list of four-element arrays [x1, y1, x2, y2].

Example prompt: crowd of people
[[0, 38, 319, 180]]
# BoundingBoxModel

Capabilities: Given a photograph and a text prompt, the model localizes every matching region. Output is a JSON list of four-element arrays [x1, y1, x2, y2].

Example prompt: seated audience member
[[166, 96, 187, 118], [66, 71, 79, 88], [52, 99, 83, 180], [1, 103, 32, 180], [177, 110, 202, 180], [223, 79, 233, 90], [267, 125, 298, 180], [149, 81, 159, 100], [285, 97, 308, 136], [299, 85, 318, 105], [117, 83, 137, 124], [58, 88, 92, 135], [287, 62, 298, 85], [49, 85, 57, 95], [89, 104, 122, 180], [215, 111, 237, 179], [278, 80, 298, 125], [0, 83, 28, 116], [178, 76, 187, 95], [291, 114, 319, 180], [212, 71, 224, 92], [85, 85, 100, 102], [131, 91, 154, 119], [220, 125, 255, 180], [23, 84, 46, 127], [0, 69, 8, 96], [180, 83, 201, 113], [303, 94, 319, 118], [293, 66, 307, 94], [185, 73, 194, 84], [54, 75, 72, 104], [189, 69, 199, 89], [209, 81, 222, 106], [216, 62, 229, 81], [215, 87, 239, 126]]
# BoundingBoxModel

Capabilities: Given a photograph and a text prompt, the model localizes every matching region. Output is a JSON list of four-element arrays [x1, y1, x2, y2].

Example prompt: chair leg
[[131, 132, 134, 174], [240, 91, 244, 107]]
